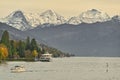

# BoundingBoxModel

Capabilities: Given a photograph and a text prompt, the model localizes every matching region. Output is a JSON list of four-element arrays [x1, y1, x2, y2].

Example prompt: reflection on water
[[0, 57, 120, 80]]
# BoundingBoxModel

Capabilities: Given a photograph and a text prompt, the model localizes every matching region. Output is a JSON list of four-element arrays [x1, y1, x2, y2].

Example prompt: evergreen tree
[[10, 40, 17, 58], [41, 48, 46, 54], [0, 30, 10, 47], [18, 40, 25, 57], [31, 38, 38, 51], [25, 36, 31, 50], [37, 47, 42, 58]]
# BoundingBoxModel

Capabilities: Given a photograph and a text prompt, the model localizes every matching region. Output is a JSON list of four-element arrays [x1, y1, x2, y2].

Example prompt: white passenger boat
[[11, 65, 26, 73], [39, 52, 52, 62]]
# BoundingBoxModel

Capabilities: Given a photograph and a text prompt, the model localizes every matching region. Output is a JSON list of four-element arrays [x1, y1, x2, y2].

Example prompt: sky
[[0, 0, 120, 18]]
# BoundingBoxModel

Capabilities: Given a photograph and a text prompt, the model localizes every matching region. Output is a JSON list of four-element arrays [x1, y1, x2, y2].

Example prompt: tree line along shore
[[0, 30, 74, 63]]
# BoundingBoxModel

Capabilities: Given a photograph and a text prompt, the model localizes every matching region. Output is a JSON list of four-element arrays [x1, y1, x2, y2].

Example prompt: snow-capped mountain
[[0, 9, 118, 31], [0, 10, 31, 31], [25, 10, 67, 27], [40, 10, 67, 25], [112, 15, 120, 22], [68, 16, 82, 25], [68, 9, 111, 25], [80, 9, 111, 23], [24, 13, 41, 27]]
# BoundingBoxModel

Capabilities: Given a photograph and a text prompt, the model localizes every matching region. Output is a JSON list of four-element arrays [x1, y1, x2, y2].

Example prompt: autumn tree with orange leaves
[[0, 44, 8, 62]]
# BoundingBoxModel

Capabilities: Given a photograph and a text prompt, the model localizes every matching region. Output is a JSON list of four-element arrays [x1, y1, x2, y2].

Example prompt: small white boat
[[11, 65, 26, 73], [39, 52, 52, 62]]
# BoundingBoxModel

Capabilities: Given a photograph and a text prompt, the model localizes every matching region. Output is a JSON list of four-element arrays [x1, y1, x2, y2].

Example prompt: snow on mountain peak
[[80, 9, 111, 23], [8, 10, 24, 18], [25, 12, 41, 27], [40, 10, 67, 25], [68, 16, 82, 25], [81, 9, 101, 18], [90, 9, 101, 13], [0, 10, 31, 31], [25, 10, 67, 27], [40, 10, 56, 16], [68, 9, 111, 25], [112, 15, 120, 22], [0, 9, 116, 30]]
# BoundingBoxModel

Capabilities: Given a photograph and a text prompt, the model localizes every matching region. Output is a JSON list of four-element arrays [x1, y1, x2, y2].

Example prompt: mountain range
[[0, 9, 118, 31], [0, 9, 120, 57]]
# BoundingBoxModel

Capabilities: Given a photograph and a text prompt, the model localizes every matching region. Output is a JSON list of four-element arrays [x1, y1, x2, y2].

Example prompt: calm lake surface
[[0, 57, 120, 80]]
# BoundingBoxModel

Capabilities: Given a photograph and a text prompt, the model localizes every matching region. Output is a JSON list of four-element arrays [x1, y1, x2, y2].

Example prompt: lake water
[[0, 57, 120, 80]]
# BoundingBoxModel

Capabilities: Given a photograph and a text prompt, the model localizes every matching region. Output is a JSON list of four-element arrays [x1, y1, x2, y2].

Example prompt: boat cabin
[[39, 52, 52, 62]]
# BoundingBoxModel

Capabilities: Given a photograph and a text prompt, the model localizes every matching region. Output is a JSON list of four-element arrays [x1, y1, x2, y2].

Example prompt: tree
[[37, 47, 42, 58], [9, 40, 17, 58], [32, 50, 38, 61], [41, 48, 47, 54], [25, 50, 32, 58], [18, 40, 25, 57], [25, 36, 31, 50], [31, 38, 38, 51], [0, 30, 10, 47], [13, 52, 19, 59], [0, 30, 12, 58], [0, 44, 8, 62], [32, 50, 38, 57]]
